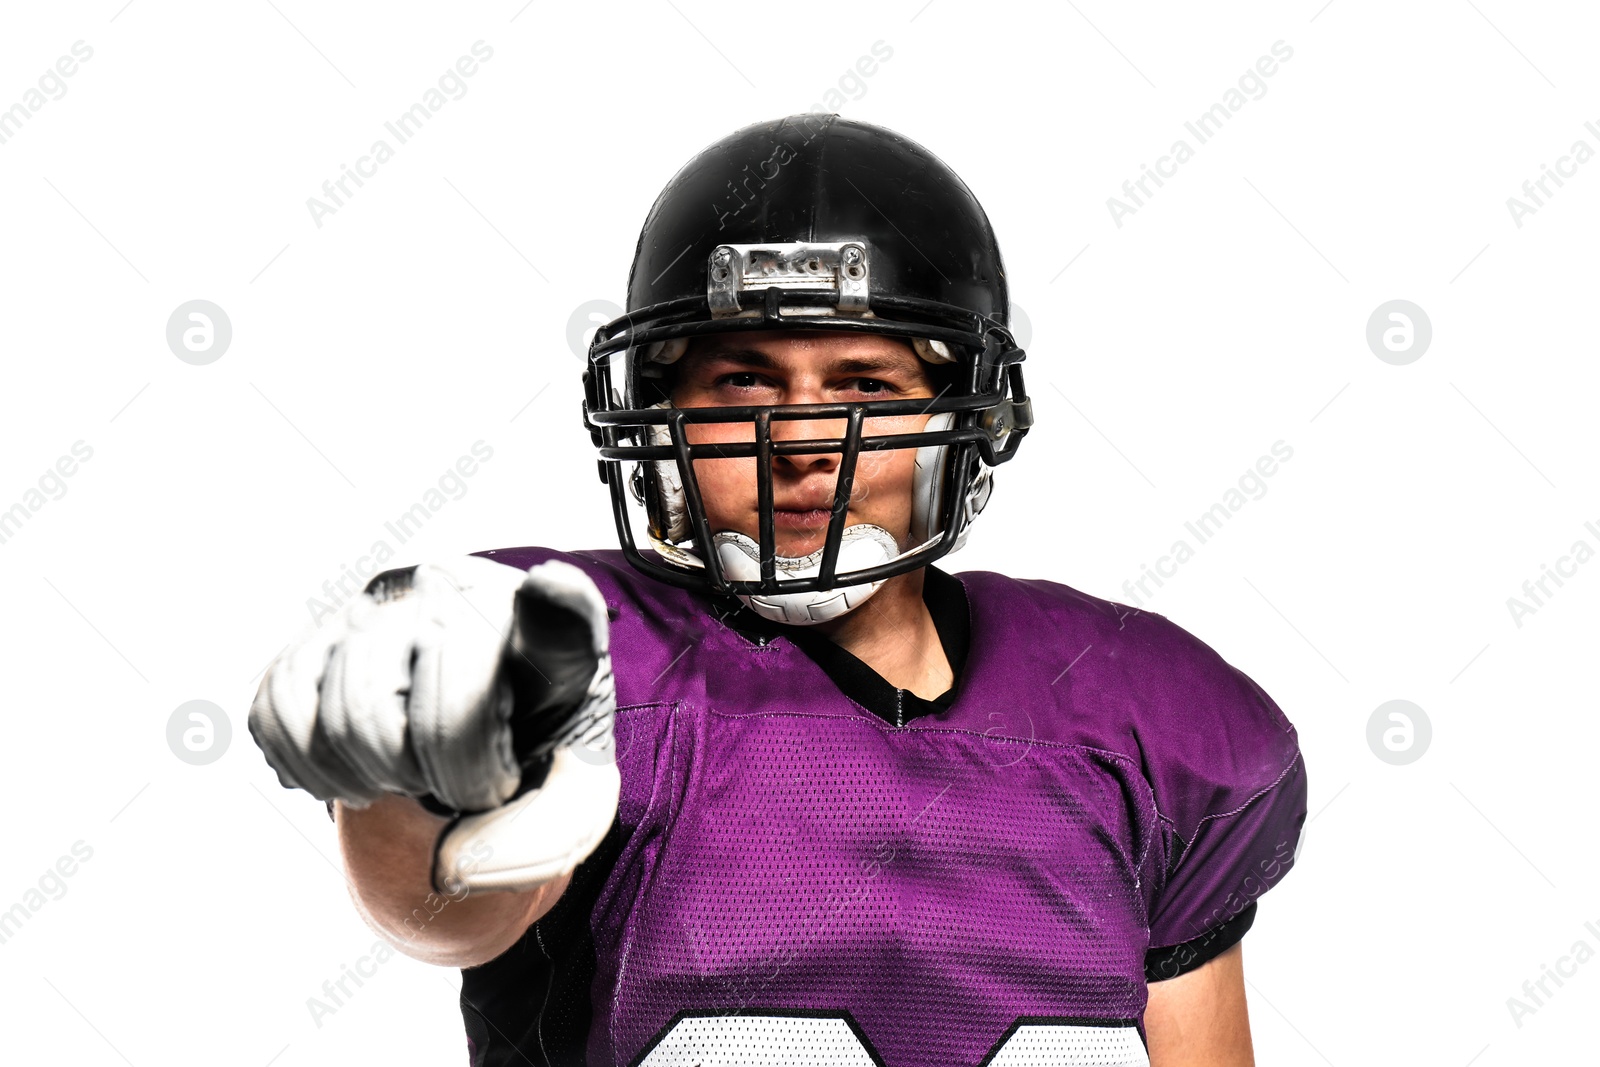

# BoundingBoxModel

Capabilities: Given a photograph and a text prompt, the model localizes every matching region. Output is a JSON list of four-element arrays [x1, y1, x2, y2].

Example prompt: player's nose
[[770, 413, 845, 474]]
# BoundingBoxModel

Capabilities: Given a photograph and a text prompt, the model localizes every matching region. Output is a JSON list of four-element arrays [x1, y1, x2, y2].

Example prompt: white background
[[1, 1, 1596, 1064]]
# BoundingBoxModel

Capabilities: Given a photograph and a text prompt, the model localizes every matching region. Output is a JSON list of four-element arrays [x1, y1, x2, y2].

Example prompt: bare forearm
[[334, 794, 569, 968]]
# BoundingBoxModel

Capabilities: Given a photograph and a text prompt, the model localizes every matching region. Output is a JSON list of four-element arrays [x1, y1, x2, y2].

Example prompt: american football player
[[249, 114, 1306, 1067]]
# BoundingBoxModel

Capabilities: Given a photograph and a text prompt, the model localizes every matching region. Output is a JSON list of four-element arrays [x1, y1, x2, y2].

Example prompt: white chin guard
[[713, 524, 901, 625]]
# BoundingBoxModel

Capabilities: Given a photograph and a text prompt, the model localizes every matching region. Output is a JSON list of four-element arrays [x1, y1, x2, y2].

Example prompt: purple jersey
[[456, 547, 1306, 1067]]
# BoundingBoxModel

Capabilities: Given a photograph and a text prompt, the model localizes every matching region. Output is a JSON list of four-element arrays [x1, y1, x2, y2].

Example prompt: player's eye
[[714, 372, 764, 390], [849, 378, 894, 395]]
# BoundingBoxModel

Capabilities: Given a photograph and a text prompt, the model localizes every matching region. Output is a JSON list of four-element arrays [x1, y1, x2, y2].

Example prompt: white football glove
[[247, 555, 620, 894]]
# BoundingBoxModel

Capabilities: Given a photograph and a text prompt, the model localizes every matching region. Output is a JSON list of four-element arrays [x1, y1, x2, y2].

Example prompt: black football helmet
[[581, 113, 1032, 612]]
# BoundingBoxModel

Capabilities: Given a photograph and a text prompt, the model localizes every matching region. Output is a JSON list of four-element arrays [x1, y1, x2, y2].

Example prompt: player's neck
[[811, 568, 952, 701]]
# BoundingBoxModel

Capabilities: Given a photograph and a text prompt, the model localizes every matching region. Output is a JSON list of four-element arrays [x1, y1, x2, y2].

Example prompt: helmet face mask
[[580, 115, 1033, 608], [653, 330, 958, 562]]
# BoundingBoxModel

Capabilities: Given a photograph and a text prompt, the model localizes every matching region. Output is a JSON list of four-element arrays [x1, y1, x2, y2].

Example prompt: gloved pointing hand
[[247, 555, 620, 894]]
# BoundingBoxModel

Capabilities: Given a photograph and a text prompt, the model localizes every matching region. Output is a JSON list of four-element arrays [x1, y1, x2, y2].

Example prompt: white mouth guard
[[712, 523, 901, 626]]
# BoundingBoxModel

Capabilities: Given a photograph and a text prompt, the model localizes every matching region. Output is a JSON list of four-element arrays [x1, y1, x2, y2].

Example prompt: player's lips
[[771, 499, 838, 531], [773, 504, 837, 529]]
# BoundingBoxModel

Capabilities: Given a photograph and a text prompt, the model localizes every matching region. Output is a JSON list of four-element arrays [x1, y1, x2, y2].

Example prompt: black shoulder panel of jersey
[[1143, 901, 1257, 983]]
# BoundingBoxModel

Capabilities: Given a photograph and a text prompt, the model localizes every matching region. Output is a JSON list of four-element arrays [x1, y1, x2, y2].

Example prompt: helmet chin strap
[[713, 524, 902, 626]]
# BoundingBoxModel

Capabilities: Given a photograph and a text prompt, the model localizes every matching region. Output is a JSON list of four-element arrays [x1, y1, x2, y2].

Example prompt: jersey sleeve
[[1131, 619, 1307, 981]]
